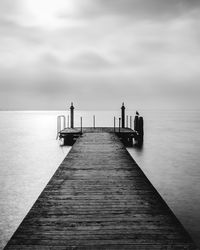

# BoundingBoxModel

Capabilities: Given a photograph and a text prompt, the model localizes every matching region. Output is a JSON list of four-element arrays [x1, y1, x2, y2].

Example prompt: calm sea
[[0, 110, 200, 249]]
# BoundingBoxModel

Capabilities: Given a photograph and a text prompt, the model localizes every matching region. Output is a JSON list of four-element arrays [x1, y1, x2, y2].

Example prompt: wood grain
[[5, 132, 197, 249]]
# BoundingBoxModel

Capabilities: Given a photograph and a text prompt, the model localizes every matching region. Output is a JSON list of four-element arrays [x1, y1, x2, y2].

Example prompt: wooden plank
[[5, 132, 197, 249], [60, 127, 134, 133], [59, 127, 136, 137]]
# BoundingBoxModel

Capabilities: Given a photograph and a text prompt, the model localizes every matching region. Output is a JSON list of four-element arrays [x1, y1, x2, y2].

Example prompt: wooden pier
[[5, 131, 197, 249], [59, 127, 138, 146]]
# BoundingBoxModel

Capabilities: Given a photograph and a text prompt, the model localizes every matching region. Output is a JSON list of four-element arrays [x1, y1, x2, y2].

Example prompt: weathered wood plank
[[5, 132, 197, 249]]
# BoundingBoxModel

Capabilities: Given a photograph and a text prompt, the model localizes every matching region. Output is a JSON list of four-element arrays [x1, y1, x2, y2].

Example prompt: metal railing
[[56, 115, 66, 139]]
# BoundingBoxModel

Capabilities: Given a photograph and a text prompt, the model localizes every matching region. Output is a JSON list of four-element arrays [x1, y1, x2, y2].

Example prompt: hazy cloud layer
[[0, 0, 200, 110], [75, 0, 200, 20]]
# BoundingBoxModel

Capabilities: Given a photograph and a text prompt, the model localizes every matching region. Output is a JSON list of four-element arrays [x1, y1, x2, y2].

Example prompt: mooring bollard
[[121, 103, 125, 128], [70, 102, 74, 129]]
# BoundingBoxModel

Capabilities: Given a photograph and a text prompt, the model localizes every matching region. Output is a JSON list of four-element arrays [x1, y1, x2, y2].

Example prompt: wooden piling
[[138, 116, 144, 137], [134, 114, 139, 132]]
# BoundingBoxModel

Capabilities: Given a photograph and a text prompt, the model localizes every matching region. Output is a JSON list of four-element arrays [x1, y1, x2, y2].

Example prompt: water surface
[[0, 110, 200, 248]]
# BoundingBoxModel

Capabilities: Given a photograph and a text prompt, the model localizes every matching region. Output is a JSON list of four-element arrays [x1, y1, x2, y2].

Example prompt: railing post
[[119, 118, 121, 133], [57, 116, 61, 137], [57, 115, 66, 139], [80, 117, 82, 134], [93, 115, 95, 129], [126, 115, 128, 128], [114, 116, 116, 132], [130, 116, 132, 129], [67, 115, 69, 128], [63, 116, 66, 129]]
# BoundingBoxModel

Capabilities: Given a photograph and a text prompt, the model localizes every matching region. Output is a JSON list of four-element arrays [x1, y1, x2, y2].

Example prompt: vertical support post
[[114, 116, 116, 132], [130, 116, 132, 129], [121, 103, 125, 128], [137, 116, 144, 147], [56, 115, 66, 139], [57, 116, 61, 137], [70, 102, 74, 128], [138, 117, 144, 137], [134, 111, 139, 132], [63, 116, 66, 129], [93, 115, 95, 129], [80, 117, 82, 134], [67, 115, 69, 128], [119, 118, 121, 133], [126, 115, 128, 128]]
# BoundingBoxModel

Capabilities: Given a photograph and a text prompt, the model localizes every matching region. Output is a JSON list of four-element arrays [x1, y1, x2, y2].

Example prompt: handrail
[[56, 115, 66, 139]]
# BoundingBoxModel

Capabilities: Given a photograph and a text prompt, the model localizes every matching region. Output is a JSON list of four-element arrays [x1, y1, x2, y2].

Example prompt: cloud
[[65, 51, 113, 70], [0, 0, 19, 17], [0, 0, 200, 109], [66, 0, 200, 21]]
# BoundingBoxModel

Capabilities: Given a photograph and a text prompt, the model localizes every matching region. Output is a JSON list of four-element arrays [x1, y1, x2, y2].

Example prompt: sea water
[[0, 110, 200, 249]]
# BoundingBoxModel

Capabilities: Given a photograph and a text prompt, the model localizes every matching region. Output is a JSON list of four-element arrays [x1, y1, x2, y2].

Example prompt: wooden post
[[121, 103, 125, 128], [63, 116, 66, 129], [80, 117, 82, 134], [137, 116, 144, 146], [114, 116, 116, 132], [130, 116, 132, 129], [67, 115, 69, 128], [119, 118, 121, 133], [70, 102, 74, 129], [93, 115, 95, 129], [138, 116, 144, 137], [134, 112, 139, 132]]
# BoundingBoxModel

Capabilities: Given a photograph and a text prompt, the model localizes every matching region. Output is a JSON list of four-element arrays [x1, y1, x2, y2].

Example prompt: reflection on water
[[127, 110, 200, 247], [0, 111, 71, 249], [0, 110, 200, 248]]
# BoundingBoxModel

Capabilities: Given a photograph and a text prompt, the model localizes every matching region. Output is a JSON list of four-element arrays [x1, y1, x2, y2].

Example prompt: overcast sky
[[0, 0, 200, 110]]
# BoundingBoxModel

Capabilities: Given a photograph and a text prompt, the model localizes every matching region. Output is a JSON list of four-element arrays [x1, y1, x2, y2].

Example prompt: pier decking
[[5, 132, 196, 249], [59, 127, 138, 146]]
